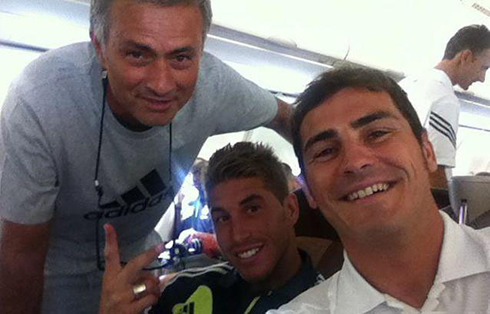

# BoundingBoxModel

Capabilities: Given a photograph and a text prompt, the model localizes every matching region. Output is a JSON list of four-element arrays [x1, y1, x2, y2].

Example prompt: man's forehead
[[109, 1, 204, 33], [300, 88, 397, 133], [209, 178, 267, 202]]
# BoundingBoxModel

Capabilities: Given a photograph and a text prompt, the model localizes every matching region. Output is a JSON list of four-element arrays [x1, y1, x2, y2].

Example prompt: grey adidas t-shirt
[[0, 42, 277, 275]]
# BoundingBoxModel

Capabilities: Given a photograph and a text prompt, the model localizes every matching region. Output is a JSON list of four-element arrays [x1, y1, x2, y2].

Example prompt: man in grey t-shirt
[[0, 0, 292, 313]]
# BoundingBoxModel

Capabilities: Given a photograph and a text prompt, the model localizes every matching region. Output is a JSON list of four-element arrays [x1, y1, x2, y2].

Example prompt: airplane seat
[[448, 175, 490, 229], [294, 189, 344, 279], [431, 187, 451, 208]]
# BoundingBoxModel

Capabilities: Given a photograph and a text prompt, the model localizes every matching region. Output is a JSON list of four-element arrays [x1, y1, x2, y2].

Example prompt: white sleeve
[[426, 95, 460, 168]]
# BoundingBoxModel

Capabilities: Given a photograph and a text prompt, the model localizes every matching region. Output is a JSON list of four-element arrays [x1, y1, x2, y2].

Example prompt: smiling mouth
[[344, 183, 391, 201], [236, 246, 263, 259], [140, 95, 176, 104]]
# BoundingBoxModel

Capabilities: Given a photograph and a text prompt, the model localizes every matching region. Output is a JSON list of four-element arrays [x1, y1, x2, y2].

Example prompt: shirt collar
[[219, 249, 321, 298], [431, 68, 454, 89], [334, 252, 386, 314], [435, 211, 490, 283], [273, 249, 323, 299]]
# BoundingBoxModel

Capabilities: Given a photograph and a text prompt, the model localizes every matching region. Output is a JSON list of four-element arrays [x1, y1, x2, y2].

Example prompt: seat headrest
[[448, 175, 490, 223]]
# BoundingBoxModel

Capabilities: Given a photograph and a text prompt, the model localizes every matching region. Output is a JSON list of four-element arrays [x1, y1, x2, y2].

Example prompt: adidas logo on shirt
[[83, 170, 173, 221]]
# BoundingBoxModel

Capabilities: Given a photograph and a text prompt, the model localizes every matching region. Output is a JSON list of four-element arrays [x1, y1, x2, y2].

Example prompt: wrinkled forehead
[[299, 88, 398, 141]]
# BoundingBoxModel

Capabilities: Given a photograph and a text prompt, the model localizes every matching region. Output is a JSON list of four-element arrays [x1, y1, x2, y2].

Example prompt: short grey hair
[[90, 0, 213, 44]]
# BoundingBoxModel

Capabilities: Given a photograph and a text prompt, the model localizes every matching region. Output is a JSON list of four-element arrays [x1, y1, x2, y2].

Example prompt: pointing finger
[[104, 223, 122, 275]]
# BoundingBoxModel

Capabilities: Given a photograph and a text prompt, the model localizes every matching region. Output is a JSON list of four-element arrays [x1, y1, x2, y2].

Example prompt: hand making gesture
[[99, 224, 164, 314]]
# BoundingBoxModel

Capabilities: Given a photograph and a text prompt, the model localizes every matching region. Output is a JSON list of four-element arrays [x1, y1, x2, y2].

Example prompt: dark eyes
[[170, 54, 193, 70], [368, 130, 390, 139], [124, 51, 192, 68], [127, 50, 144, 59], [314, 147, 336, 159], [213, 215, 229, 224], [175, 55, 191, 62], [125, 50, 150, 65], [310, 129, 392, 162], [246, 205, 260, 214]]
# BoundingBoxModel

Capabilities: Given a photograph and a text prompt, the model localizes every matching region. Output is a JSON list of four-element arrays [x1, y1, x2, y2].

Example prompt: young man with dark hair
[[270, 67, 490, 313], [99, 142, 324, 314], [400, 24, 490, 189]]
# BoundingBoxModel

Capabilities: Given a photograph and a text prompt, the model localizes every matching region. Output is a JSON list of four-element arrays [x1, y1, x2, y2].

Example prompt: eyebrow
[[350, 111, 396, 129], [303, 110, 397, 154], [120, 41, 196, 55], [168, 46, 196, 55], [303, 130, 337, 154], [210, 207, 224, 215], [210, 194, 262, 214], [239, 194, 262, 206], [120, 41, 152, 51]]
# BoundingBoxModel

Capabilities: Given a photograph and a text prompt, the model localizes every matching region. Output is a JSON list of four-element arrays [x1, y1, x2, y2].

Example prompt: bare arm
[[429, 165, 448, 189], [0, 218, 51, 314], [265, 98, 293, 143]]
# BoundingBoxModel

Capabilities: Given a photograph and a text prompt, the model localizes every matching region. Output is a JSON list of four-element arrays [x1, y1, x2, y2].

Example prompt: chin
[[140, 113, 177, 127], [239, 271, 269, 284], [236, 264, 271, 282]]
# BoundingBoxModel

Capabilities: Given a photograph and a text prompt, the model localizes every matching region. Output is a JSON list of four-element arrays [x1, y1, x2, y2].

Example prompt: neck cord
[[93, 72, 174, 269]]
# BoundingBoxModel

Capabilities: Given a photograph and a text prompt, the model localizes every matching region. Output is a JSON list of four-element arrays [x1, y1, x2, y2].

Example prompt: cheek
[[108, 71, 135, 96], [106, 59, 145, 88], [117, 67, 146, 89], [306, 171, 334, 206], [213, 226, 227, 246], [177, 66, 200, 89]]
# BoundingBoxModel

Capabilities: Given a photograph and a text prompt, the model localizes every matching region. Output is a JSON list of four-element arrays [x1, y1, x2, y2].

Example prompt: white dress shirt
[[269, 212, 490, 314]]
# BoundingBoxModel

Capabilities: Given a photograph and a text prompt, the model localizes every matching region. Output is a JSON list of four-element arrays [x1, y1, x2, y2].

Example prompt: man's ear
[[460, 49, 475, 65], [297, 173, 319, 209], [91, 31, 107, 69], [283, 193, 300, 226], [421, 131, 438, 173]]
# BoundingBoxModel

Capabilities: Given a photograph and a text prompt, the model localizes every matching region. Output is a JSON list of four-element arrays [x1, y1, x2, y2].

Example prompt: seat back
[[294, 189, 343, 278], [448, 175, 490, 228]]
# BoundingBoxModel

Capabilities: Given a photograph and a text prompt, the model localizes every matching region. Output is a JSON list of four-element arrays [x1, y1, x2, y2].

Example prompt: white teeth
[[348, 192, 358, 201], [238, 248, 260, 259], [346, 183, 390, 201], [365, 186, 373, 196]]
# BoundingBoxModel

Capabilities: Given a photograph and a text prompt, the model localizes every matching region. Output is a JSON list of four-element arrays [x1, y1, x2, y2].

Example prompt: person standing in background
[[400, 24, 490, 189]]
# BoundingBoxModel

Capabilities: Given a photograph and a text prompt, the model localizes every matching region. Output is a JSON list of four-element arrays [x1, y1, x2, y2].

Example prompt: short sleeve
[[427, 95, 460, 168], [0, 86, 58, 224], [200, 54, 278, 135]]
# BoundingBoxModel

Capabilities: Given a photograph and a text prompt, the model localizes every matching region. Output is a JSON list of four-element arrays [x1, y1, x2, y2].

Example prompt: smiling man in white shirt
[[268, 67, 490, 314]]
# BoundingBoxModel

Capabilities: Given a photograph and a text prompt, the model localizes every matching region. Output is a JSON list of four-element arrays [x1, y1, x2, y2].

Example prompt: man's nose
[[230, 220, 251, 243], [340, 140, 375, 175], [147, 59, 177, 95]]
